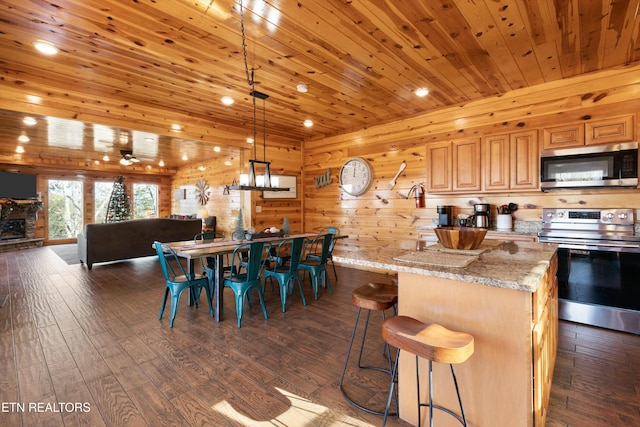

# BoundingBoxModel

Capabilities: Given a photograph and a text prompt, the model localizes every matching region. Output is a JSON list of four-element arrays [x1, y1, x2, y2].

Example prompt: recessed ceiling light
[[18, 134, 30, 143], [213, 146, 221, 152], [246, 137, 254, 144], [172, 124, 182, 132], [415, 87, 429, 97], [16, 146, 25, 153], [22, 116, 37, 126], [158, 160, 165, 167], [33, 40, 59, 55], [103, 155, 110, 161], [221, 96, 234, 106], [296, 84, 308, 93], [224, 161, 232, 166], [303, 119, 313, 127], [181, 154, 188, 161], [198, 166, 206, 171]]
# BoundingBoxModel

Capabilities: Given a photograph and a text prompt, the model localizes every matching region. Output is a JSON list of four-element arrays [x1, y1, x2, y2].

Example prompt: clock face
[[340, 157, 373, 196]]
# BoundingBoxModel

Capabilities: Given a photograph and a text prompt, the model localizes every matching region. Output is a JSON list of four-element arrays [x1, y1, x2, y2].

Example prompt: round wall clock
[[339, 157, 373, 196], [195, 178, 209, 205]]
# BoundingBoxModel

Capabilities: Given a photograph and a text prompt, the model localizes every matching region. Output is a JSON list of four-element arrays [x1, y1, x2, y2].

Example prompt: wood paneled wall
[[171, 142, 303, 237], [302, 64, 640, 252]]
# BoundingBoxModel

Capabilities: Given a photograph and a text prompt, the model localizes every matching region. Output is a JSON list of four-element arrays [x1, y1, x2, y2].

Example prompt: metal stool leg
[[451, 364, 468, 426], [382, 348, 400, 426], [416, 357, 468, 426], [340, 307, 397, 416]]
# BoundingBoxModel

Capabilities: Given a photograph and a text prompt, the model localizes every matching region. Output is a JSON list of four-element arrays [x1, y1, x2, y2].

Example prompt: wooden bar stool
[[382, 316, 474, 426], [339, 282, 398, 416]]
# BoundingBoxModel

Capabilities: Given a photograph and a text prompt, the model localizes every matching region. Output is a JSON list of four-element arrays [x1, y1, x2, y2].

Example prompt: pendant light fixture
[[228, 0, 289, 192]]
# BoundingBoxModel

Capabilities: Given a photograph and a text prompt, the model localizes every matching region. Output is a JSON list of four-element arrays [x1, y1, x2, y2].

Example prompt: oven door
[[557, 247, 640, 335]]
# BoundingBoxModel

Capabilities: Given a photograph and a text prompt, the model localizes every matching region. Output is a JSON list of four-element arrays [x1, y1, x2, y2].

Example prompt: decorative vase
[[283, 216, 290, 235]]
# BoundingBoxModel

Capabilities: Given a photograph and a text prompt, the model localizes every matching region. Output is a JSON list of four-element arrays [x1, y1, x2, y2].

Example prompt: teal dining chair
[[224, 241, 271, 327], [298, 233, 334, 300], [194, 231, 228, 290], [154, 241, 214, 327], [306, 226, 340, 280], [263, 237, 307, 312]]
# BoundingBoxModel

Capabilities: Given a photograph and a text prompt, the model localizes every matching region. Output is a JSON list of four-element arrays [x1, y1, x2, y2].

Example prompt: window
[[94, 181, 113, 223], [133, 183, 158, 219], [47, 179, 83, 239]]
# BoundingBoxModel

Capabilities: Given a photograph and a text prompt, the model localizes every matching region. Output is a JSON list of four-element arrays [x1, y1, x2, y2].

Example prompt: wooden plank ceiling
[[0, 0, 638, 171]]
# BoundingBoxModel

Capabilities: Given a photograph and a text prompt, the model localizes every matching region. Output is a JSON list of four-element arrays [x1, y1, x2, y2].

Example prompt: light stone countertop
[[332, 240, 558, 293]]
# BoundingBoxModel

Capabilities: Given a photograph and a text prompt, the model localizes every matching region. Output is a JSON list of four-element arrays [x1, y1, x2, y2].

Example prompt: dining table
[[163, 232, 318, 321]]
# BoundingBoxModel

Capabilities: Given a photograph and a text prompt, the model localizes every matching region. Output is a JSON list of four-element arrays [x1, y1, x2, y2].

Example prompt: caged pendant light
[[228, 0, 289, 193]]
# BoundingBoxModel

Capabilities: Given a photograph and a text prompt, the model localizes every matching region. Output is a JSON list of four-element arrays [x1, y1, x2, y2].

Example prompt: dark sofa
[[77, 218, 203, 269]]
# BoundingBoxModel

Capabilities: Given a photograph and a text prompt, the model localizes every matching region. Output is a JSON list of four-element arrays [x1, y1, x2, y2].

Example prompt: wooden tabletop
[[165, 233, 318, 259]]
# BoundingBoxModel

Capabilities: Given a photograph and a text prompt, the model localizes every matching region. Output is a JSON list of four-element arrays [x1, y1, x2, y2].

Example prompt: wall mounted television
[[0, 171, 38, 199]]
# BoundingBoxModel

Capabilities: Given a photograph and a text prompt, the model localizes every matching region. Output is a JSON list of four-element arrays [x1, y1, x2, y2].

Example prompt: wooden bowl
[[434, 226, 487, 250]]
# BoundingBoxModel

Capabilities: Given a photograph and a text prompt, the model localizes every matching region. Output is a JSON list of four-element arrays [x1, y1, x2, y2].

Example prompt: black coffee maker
[[437, 206, 453, 226]]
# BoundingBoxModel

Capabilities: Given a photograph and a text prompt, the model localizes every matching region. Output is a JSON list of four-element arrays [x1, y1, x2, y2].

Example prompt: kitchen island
[[333, 240, 558, 427]]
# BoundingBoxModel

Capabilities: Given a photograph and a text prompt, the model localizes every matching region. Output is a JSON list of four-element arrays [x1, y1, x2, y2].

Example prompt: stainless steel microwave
[[540, 142, 638, 190]]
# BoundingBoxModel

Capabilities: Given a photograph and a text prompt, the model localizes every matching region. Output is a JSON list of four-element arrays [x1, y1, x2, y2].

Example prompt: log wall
[[301, 65, 640, 252]]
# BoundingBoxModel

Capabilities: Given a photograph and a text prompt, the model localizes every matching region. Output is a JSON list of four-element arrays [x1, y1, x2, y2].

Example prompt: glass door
[[47, 179, 83, 240]]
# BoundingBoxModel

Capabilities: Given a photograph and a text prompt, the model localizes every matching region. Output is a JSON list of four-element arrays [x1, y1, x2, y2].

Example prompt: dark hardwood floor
[[0, 246, 638, 426]]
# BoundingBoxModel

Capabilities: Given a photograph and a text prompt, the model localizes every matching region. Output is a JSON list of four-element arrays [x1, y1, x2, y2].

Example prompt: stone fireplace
[[0, 199, 44, 252]]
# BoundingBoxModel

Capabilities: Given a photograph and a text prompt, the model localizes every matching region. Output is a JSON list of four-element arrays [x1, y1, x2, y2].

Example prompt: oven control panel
[[542, 208, 634, 225]]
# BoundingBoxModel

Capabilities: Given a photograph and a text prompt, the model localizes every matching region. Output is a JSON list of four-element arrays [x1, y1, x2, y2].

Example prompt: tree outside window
[[133, 183, 158, 219], [94, 181, 113, 223], [47, 180, 83, 239]]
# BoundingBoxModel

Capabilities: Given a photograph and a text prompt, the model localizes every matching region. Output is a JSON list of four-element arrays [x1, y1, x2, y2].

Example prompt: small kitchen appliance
[[437, 205, 453, 226], [472, 204, 490, 228]]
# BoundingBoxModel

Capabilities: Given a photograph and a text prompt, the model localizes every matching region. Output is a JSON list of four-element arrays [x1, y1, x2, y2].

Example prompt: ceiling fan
[[119, 149, 141, 166]]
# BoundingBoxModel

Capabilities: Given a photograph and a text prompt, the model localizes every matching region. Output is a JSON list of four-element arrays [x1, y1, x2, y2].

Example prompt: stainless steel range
[[538, 208, 640, 334]]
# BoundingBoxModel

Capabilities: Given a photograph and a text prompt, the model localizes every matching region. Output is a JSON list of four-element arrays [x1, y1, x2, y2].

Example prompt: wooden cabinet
[[483, 133, 510, 190], [542, 123, 583, 150], [542, 114, 634, 149], [426, 138, 480, 193], [426, 141, 452, 192], [532, 255, 558, 427], [510, 130, 539, 190], [586, 114, 635, 145], [483, 130, 538, 191]]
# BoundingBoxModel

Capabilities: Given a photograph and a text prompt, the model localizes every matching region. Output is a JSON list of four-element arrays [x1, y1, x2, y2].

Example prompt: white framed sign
[[262, 175, 297, 199]]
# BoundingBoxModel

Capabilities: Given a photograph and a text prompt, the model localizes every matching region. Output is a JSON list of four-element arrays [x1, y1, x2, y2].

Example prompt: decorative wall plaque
[[314, 168, 333, 189]]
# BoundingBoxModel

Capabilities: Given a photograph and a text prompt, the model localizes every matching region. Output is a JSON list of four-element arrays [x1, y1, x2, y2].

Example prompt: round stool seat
[[351, 282, 398, 311], [382, 316, 474, 364]]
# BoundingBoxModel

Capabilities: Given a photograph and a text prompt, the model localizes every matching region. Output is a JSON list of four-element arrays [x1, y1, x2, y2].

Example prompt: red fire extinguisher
[[407, 183, 426, 208]]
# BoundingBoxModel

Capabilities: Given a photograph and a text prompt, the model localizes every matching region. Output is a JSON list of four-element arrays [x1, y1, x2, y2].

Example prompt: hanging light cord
[[239, 0, 263, 161]]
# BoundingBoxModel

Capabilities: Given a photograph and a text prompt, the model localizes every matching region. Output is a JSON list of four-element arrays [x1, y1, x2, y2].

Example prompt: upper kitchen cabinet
[[542, 123, 584, 150], [483, 130, 539, 191], [426, 138, 481, 193], [483, 133, 510, 191], [542, 114, 635, 149], [585, 115, 635, 145]]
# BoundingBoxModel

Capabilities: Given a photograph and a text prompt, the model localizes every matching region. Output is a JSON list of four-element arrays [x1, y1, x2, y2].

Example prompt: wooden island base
[[396, 261, 557, 426]]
